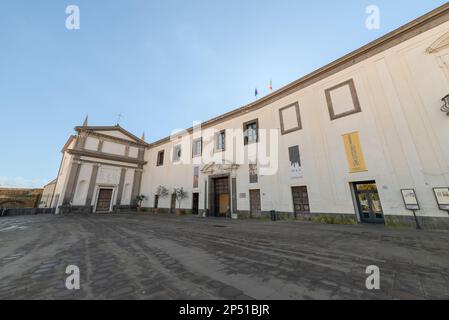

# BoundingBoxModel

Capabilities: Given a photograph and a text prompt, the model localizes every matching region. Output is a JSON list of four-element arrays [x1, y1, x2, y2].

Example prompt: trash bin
[[270, 210, 277, 222]]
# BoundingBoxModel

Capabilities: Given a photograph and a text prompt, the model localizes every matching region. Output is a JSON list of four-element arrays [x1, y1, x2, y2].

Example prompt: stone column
[[63, 159, 82, 206], [130, 169, 143, 207], [85, 164, 99, 208], [231, 177, 237, 214], [115, 168, 127, 207]]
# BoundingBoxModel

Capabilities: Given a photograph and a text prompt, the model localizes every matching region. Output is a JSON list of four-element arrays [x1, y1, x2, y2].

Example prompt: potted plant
[[154, 185, 169, 213], [174, 187, 188, 216], [136, 195, 147, 212]]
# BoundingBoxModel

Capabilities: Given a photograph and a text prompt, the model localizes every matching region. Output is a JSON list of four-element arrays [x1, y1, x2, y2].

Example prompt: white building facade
[[50, 123, 148, 214], [51, 5, 449, 228]]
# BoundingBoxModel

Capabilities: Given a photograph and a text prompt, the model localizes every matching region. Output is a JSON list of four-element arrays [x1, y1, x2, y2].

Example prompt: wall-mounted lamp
[[442, 94, 449, 116]]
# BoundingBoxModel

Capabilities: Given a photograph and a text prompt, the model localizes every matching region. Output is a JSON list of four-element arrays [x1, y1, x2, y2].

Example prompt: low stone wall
[[141, 208, 195, 215], [0, 208, 54, 216], [58, 205, 138, 214], [114, 205, 136, 213], [58, 205, 93, 214], [385, 214, 449, 230]]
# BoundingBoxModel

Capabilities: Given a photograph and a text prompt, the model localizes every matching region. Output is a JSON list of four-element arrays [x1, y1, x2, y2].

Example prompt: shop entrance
[[353, 181, 385, 224]]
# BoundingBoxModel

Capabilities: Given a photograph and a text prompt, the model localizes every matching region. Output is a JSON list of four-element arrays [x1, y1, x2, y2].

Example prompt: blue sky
[[0, 0, 447, 188]]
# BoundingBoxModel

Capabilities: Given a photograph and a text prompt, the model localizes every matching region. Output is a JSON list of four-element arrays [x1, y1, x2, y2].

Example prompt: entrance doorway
[[249, 189, 261, 217], [291, 186, 310, 217], [96, 188, 113, 213], [192, 193, 199, 215], [209, 176, 230, 217], [170, 193, 176, 214], [353, 181, 385, 224]]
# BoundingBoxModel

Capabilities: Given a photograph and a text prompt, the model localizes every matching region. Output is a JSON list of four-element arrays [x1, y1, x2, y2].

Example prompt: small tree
[[136, 195, 147, 210], [174, 188, 188, 211], [156, 185, 169, 199]]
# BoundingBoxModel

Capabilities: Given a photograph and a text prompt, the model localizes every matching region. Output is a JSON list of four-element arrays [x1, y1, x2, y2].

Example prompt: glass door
[[354, 182, 385, 224]]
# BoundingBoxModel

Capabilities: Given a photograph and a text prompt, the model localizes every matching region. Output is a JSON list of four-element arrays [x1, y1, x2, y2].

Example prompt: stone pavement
[[0, 213, 448, 300]]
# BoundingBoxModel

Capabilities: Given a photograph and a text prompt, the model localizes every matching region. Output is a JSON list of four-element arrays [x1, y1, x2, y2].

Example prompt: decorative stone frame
[[192, 138, 203, 158], [279, 102, 302, 135], [214, 130, 226, 153], [156, 150, 165, 166], [172, 145, 182, 162], [243, 119, 259, 145], [325, 79, 362, 120]]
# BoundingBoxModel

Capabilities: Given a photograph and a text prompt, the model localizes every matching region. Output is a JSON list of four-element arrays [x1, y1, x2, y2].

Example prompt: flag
[[269, 79, 273, 91], [255, 88, 258, 98]]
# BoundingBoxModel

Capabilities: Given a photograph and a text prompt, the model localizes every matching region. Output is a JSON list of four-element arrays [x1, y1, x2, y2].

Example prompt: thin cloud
[[0, 176, 47, 189]]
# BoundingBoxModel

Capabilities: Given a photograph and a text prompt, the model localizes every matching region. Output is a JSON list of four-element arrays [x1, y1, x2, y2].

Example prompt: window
[[249, 162, 258, 184], [243, 119, 259, 145], [215, 130, 226, 151], [156, 150, 164, 166], [192, 138, 202, 157], [193, 166, 199, 188], [173, 145, 182, 162]]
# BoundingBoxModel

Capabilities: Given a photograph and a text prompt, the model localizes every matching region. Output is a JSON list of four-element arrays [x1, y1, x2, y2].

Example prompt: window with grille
[[249, 162, 258, 183]]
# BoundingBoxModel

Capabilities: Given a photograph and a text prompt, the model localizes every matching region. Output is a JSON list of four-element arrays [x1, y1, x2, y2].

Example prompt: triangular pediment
[[427, 32, 449, 53], [75, 125, 148, 146], [93, 129, 137, 142]]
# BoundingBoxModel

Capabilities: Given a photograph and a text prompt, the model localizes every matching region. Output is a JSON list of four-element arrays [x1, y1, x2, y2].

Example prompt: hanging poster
[[342, 132, 368, 173]]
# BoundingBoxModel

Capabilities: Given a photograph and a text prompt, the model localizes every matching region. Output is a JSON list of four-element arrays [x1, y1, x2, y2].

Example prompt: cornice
[[66, 148, 147, 166], [75, 126, 149, 148]]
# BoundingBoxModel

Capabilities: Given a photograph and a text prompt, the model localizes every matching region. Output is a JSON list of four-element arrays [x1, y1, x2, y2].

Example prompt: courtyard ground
[[0, 213, 448, 300]]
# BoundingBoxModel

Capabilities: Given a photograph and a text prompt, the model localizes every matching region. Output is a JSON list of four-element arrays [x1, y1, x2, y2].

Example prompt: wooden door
[[292, 186, 310, 216], [219, 194, 230, 217], [212, 177, 230, 217], [192, 193, 199, 215], [96, 189, 113, 213], [249, 189, 261, 217]]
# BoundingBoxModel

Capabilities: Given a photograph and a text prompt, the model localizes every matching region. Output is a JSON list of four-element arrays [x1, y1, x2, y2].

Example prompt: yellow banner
[[342, 132, 367, 173]]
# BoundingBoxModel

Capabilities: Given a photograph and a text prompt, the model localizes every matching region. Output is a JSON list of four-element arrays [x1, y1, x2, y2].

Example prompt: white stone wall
[[84, 137, 99, 151], [121, 169, 135, 205], [39, 182, 56, 208], [52, 153, 73, 211], [102, 141, 126, 156]]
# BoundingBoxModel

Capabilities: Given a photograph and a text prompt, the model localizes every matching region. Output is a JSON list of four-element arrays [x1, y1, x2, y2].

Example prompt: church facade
[[48, 4, 449, 227], [49, 123, 148, 214]]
